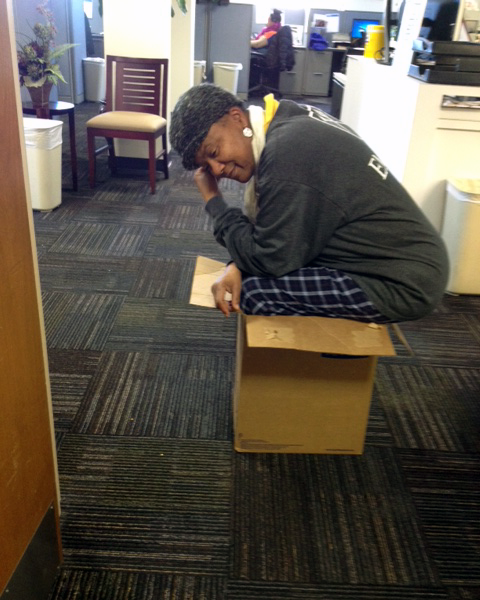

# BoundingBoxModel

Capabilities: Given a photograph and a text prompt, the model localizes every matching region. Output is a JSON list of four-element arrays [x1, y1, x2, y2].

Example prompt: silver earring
[[243, 127, 253, 138]]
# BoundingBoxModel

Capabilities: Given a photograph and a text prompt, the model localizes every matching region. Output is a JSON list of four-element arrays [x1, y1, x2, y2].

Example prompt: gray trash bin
[[213, 62, 243, 94], [441, 178, 480, 294], [23, 117, 63, 211], [83, 57, 106, 102], [194, 60, 206, 86]]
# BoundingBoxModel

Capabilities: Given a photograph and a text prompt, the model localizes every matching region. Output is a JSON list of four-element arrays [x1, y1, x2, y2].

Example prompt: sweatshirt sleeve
[[205, 177, 346, 277]]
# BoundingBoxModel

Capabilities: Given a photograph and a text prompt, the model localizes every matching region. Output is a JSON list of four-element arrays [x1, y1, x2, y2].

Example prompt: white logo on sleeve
[[368, 154, 388, 180]]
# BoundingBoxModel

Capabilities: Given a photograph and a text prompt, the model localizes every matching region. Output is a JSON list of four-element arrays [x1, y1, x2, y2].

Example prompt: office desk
[[22, 101, 78, 191]]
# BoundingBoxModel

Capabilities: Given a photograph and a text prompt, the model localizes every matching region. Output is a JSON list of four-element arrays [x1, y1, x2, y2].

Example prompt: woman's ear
[[228, 107, 249, 128]]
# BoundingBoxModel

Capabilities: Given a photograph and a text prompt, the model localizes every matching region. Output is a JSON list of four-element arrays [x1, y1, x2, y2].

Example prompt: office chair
[[248, 26, 295, 99], [86, 56, 169, 194]]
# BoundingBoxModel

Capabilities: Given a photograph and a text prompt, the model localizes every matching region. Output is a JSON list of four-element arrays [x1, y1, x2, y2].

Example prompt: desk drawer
[[279, 49, 305, 96], [303, 50, 333, 96]]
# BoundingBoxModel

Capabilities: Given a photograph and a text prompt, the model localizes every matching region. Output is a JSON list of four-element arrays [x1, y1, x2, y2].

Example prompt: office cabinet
[[279, 49, 305, 96], [279, 49, 335, 97], [303, 50, 333, 96], [341, 56, 480, 231]]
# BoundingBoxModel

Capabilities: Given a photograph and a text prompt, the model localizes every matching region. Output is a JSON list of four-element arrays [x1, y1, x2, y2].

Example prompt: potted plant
[[17, 0, 76, 107]]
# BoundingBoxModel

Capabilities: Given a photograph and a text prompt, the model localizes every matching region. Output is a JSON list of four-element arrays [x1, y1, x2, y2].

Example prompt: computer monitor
[[351, 18, 380, 40]]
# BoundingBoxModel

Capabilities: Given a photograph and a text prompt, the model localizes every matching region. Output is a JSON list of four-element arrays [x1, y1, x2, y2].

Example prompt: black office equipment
[[418, 0, 464, 41], [409, 39, 480, 85], [409, 63, 480, 84], [412, 38, 480, 55], [379, 0, 393, 65]]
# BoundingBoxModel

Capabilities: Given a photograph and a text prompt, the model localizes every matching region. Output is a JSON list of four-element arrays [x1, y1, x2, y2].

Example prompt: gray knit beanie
[[169, 83, 244, 170]]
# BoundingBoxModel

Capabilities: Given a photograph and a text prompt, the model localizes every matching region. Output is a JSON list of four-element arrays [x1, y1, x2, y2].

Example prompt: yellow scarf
[[244, 94, 279, 222], [264, 93, 279, 134]]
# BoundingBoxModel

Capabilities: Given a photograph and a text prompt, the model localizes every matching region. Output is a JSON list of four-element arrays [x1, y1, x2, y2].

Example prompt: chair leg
[[162, 133, 169, 180], [87, 129, 96, 189], [148, 137, 156, 194], [106, 138, 117, 174]]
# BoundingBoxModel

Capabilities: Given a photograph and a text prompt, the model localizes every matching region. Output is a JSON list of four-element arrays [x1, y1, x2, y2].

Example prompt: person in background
[[169, 84, 449, 323], [251, 8, 282, 49]]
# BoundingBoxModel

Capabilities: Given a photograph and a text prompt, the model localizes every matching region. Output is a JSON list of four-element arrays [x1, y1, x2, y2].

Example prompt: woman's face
[[194, 107, 255, 184]]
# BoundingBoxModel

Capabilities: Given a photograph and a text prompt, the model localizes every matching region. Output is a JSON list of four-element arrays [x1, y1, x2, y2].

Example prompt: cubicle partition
[[194, 4, 387, 99], [195, 3, 253, 97]]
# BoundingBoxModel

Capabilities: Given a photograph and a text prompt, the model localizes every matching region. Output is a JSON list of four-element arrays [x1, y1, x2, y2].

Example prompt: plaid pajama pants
[[240, 266, 391, 323]]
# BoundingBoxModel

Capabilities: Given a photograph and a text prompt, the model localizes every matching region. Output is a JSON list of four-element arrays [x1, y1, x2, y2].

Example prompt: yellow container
[[364, 25, 384, 59]]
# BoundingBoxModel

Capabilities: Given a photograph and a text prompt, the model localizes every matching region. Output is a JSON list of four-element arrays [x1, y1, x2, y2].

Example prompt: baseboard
[[1, 504, 61, 600]]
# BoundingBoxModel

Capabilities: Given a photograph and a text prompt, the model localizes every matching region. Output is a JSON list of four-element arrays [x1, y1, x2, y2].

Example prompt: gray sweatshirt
[[205, 100, 449, 321]]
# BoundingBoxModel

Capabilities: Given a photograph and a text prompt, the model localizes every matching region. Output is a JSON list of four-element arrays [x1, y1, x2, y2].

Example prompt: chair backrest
[[277, 26, 295, 72], [105, 56, 168, 118], [265, 26, 295, 72]]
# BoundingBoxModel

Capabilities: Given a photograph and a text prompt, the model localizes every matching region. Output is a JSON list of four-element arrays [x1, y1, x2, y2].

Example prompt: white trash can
[[213, 62, 243, 94], [83, 57, 106, 102], [194, 60, 206, 86], [441, 178, 480, 294], [23, 117, 63, 211]]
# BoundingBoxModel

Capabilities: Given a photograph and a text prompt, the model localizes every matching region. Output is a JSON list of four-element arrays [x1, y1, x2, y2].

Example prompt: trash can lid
[[23, 117, 63, 131], [448, 178, 480, 195], [213, 62, 243, 71], [82, 57, 105, 64], [23, 117, 63, 150]]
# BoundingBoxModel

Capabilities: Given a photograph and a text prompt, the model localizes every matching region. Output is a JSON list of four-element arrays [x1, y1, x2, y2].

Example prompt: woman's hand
[[194, 167, 219, 203], [211, 262, 242, 317]]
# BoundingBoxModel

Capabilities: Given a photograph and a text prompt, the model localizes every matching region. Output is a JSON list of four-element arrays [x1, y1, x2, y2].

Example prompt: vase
[[27, 81, 53, 108]]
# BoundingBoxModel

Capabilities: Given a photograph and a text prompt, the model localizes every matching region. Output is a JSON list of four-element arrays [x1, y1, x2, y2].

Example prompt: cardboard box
[[190, 257, 396, 455]]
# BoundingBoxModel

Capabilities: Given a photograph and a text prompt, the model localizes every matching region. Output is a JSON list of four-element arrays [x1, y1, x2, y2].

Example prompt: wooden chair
[[86, 56, 169, 194]]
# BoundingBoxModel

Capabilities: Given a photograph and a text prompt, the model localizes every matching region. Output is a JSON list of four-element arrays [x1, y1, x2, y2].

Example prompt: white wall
[[103, 0, 171, 158], [171, 0, 195, 112], [103, 0, 171, 58]]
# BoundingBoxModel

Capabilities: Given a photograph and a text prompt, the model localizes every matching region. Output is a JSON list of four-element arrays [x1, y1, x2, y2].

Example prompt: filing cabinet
[[279, 49, 334, 97], [303, 50, 333, 96], [279, 49, 306, 96]]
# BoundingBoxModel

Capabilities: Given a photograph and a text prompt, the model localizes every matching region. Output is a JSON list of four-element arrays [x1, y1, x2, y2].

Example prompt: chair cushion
[[86, 111, 167, 133]]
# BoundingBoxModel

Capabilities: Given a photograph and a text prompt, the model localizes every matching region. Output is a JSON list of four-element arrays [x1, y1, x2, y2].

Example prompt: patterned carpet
[[37, 101, 480, 600]]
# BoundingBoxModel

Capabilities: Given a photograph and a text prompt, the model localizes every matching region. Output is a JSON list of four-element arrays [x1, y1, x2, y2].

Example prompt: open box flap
[[246, 315, 395, 356], [189, 256, 227, 308]]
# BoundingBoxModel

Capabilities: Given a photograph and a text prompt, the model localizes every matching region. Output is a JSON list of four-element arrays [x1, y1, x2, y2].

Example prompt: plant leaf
[[176, 0, 187, 14], [23, 75, 47, 87], [46, 63, 67, 83], [49, 43, 77, 61]]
